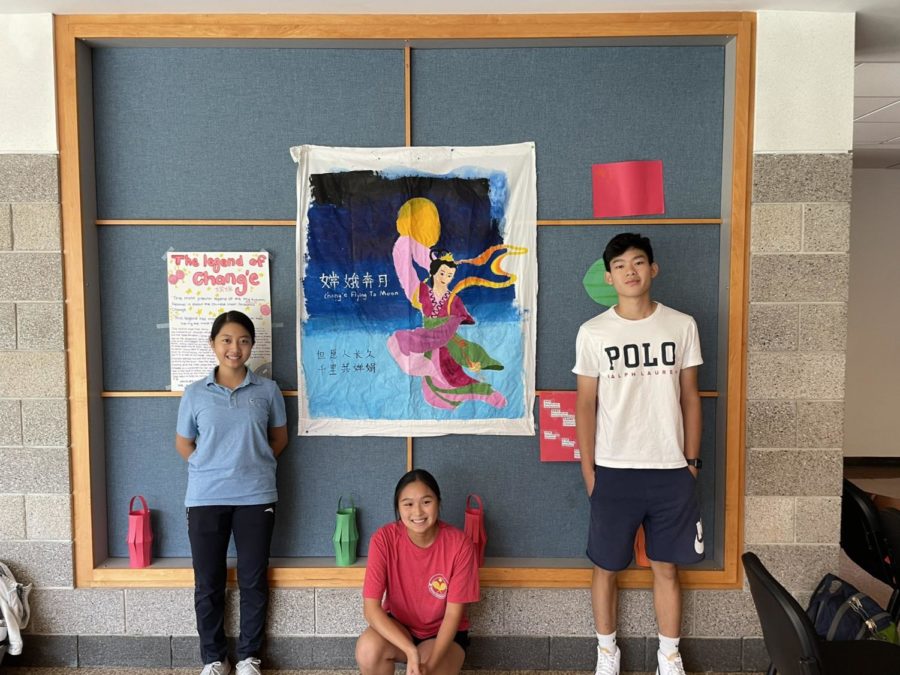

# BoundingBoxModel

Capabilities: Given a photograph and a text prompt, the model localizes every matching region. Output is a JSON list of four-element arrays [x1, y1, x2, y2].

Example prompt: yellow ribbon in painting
[[448, 243, 528, 305], [394, 196, 528, 311]]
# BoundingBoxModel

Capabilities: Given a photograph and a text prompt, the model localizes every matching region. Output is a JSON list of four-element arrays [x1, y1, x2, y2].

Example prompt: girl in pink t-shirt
[[356, 470, 480, 675]]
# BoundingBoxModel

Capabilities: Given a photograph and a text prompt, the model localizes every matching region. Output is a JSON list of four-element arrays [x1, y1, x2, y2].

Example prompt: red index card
[[538, 391, 580, 462], [592, 160, 665, 218]]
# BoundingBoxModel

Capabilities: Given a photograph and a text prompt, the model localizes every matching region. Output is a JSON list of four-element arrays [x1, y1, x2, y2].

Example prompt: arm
[[392, 236, 431, 303], [363, 597, 420, 671], [420, 601, 466, 674], [269, 424, 288, 458], [575, 374, 599, 497], [175, 433, 195, 461], [679, 366, 702, 478]]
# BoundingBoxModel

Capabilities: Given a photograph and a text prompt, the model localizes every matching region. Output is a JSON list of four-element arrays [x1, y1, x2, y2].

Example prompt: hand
[[406, 648, 423, 675], [584, 474, 595, 497], [688, 466, 699, 479]]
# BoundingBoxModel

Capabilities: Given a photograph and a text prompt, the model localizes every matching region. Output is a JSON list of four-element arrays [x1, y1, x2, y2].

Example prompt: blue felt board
[[92, 48, 406, 219], [93, 42, 731, 562], [411, 46, 725, 220], [97, 225, 297, 391], [105, 397, 405, 558]]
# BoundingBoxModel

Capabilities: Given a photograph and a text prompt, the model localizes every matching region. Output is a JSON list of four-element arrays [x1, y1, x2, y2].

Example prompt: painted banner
[[167, 251, 273, 391], [538, 391, 581, 462], [291, 144, 537, 436]]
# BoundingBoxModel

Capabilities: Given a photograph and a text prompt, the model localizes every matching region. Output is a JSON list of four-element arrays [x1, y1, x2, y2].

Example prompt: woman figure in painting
[[355, 469, 480, 675], [388, 197, 522, 410], [175, 311, 288, 675]]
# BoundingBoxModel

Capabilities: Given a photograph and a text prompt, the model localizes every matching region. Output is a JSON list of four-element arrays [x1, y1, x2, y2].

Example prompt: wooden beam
[[58, 13, 749, 41]]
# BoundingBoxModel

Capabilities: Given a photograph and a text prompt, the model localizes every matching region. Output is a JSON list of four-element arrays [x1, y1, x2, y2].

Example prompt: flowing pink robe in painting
[[387, 236, 506, 410]]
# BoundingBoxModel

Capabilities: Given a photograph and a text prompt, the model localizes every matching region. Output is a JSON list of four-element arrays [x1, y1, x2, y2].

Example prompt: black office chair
[[743, 552, 900, 675], [879, 506, 900, 619], [841, 478, 900, 618]]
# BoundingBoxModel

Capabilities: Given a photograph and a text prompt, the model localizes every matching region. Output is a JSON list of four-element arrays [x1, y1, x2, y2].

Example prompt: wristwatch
[[686, 458, 703, 469]]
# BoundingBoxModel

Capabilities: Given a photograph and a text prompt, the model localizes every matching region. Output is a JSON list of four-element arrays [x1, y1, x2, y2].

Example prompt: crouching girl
[[356, 470, 480, 675]]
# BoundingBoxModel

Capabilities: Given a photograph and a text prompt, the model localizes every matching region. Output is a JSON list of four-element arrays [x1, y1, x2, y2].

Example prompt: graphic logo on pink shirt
[[428, 574, 449, 599]]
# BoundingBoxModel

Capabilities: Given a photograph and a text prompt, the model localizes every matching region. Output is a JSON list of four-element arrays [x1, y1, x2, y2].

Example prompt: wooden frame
[[55, 12, 754, 589]]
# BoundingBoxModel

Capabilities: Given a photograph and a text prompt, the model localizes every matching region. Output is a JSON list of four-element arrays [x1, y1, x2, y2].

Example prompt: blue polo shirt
[[177, 368, 287, 507]]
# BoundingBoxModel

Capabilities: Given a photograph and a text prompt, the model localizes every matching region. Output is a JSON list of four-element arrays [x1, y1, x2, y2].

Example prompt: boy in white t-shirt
[[573, 233, 703, 675]]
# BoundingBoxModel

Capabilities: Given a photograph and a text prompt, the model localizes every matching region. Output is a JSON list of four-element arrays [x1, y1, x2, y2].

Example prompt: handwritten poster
[[291, 144, 537, 436], [539, 391, 580, 462], [167, 251, 273, 391]]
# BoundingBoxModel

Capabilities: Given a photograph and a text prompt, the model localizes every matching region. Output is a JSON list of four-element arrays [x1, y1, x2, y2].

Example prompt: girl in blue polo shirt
[[175, 310, 288, 675]]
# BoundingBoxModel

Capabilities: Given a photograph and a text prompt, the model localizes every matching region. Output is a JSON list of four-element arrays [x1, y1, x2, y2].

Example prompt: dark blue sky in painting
[[302, 170, 519, 332]]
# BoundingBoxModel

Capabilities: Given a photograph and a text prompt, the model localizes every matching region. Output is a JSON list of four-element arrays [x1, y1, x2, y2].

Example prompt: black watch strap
[[686, 458, 703, 469]]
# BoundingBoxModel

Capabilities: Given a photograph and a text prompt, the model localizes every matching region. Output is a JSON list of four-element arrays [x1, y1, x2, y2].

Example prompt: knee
[[236, 567, 268, 592], [355, 630, 390, 671], [594, 566, 618, 584], [651, 561, 678, 582]]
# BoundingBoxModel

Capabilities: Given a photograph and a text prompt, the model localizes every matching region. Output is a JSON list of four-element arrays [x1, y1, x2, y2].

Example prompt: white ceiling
[[2, 0, 899, 166]]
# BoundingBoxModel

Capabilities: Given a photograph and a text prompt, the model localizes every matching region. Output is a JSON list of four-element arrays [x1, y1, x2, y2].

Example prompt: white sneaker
[[200, 659, 231, 675], [594, 645, 620, 675], [235, 657, 262, 675], [655, 649, 686, 675]]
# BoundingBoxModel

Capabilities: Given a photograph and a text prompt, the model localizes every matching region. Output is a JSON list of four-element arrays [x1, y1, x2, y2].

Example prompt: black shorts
[[386, 614, 471, 652], [412, 630, 470, 652], [587, 466, 704, 572]]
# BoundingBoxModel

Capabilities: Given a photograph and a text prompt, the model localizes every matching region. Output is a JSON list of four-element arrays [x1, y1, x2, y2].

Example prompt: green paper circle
[[583, 258, 618, 307]]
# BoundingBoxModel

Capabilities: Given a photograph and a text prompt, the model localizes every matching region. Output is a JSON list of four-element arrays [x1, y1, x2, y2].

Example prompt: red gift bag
[[127, 495, 153, 568], [464, 494, 487, 567]]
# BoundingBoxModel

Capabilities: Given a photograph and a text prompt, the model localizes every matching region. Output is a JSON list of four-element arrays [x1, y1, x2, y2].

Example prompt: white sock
[[658, 633, 680, 657], [596, 631, 617, 652]]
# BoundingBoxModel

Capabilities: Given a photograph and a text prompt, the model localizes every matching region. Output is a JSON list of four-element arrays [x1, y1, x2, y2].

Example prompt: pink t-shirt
[[362, 520, 480, 638]]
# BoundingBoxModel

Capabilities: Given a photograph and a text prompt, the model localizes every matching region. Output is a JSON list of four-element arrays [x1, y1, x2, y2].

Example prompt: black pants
[[187, 503, 276, 664]]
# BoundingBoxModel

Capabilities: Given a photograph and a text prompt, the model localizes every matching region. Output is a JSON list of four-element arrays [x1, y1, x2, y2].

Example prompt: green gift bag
[[332, 496, 359, 566]]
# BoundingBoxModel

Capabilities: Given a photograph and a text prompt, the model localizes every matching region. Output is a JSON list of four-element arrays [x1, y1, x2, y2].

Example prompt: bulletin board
[[55, 13, 753, 588]]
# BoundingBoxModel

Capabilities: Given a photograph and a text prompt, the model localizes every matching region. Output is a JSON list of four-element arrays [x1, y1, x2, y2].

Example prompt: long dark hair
[[209, 310, 256, 344], [393, 469, 442, 519]]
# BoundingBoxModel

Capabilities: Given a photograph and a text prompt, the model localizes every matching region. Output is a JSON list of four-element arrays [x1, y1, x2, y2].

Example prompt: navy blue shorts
[[587, 466, 704, 572]]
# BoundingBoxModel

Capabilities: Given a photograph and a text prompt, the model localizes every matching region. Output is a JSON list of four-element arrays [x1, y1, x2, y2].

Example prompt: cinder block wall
[[0, 155, 71, 568], [744, 153, 851, 582]]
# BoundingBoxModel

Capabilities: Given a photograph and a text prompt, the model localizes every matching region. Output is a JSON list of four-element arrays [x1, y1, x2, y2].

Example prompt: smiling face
[[397, 479, 440, 544], [604, 246, 658, 300], [432, 262, 457, 290], [210, 321, 254, 375]]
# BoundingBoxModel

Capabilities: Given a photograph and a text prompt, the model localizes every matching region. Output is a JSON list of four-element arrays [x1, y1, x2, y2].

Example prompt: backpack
[[806, 573, 900, 644]]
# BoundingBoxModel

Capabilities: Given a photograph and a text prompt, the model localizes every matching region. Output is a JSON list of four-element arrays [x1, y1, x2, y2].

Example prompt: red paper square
[[592, 160, 665, 218]]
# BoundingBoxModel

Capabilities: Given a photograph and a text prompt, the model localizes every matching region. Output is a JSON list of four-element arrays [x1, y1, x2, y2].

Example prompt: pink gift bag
[[126, 495, 153, 568], [464, 494, 487, 567]]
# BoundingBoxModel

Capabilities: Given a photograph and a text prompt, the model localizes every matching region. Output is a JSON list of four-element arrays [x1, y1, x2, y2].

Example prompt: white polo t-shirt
[[572, 302, 702, 469]]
